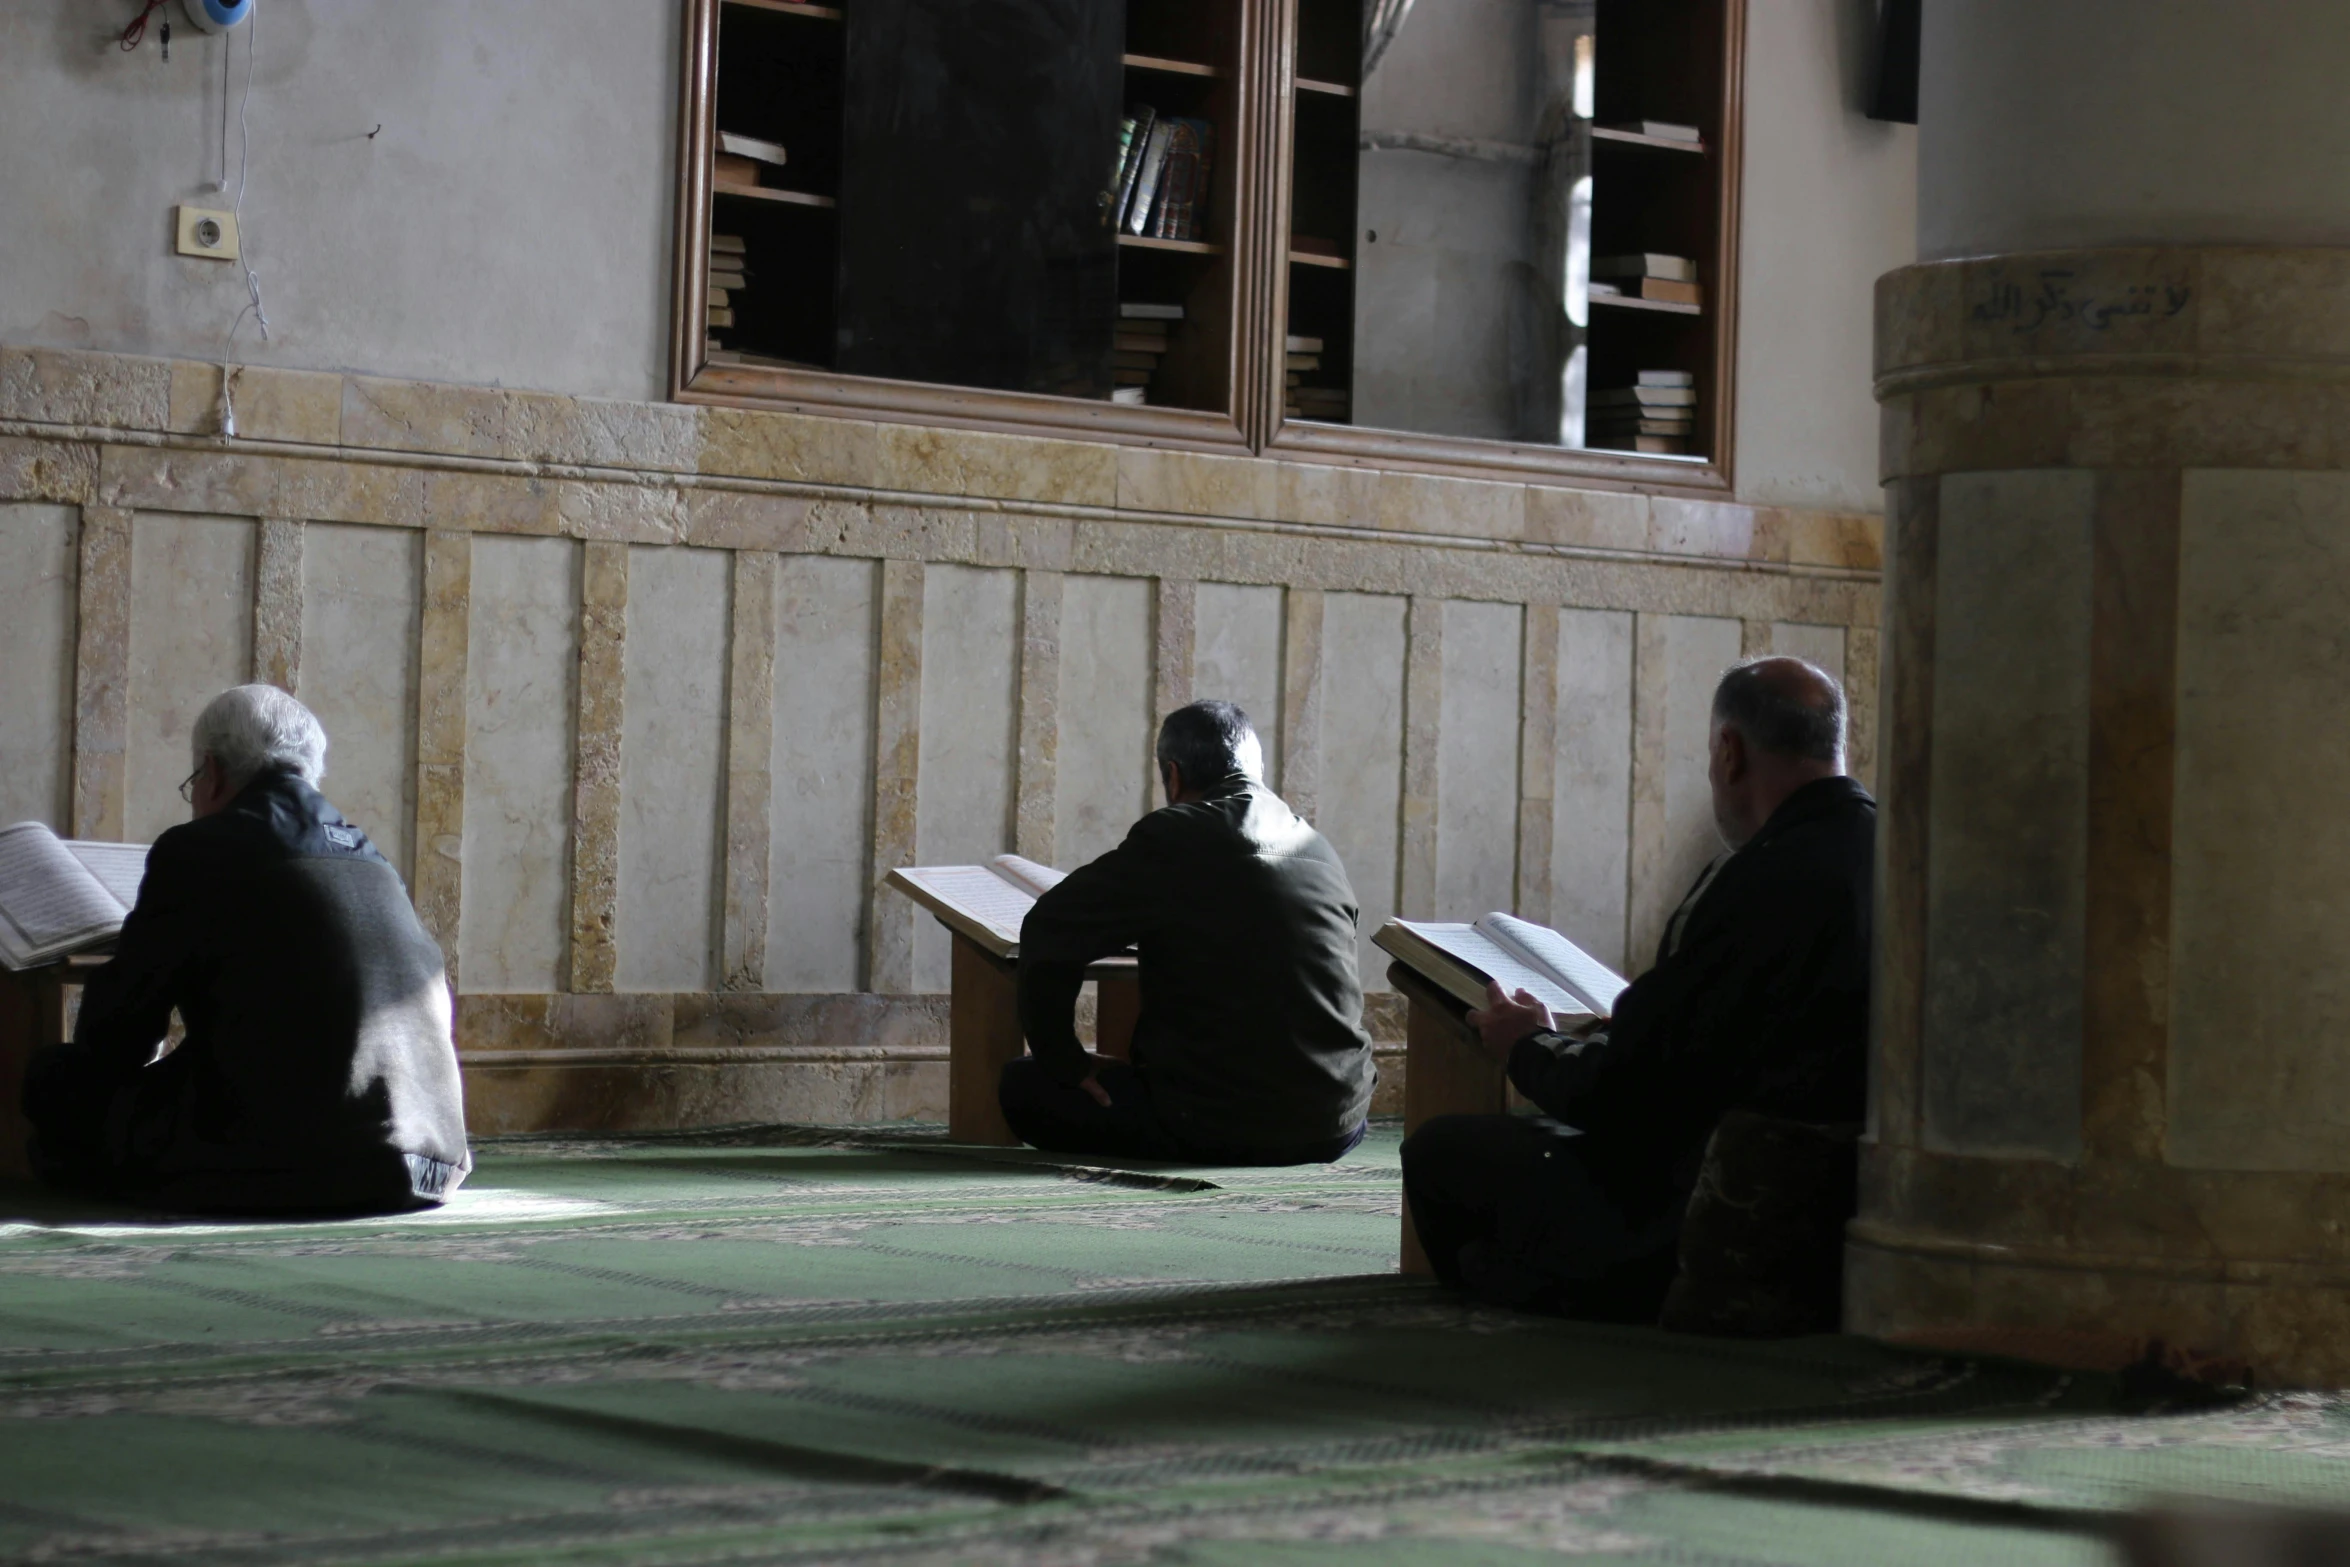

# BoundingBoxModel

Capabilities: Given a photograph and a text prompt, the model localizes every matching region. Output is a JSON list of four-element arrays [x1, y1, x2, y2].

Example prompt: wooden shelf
[[1118, 232, 1224, 256], [1589, 290, 1700, 317], [1289, 248, 1351, 270], [1590, 125, 1705, 154], [1122, 52, 1223, 78], [714, 181, 838, 209], [723, 0, 843, 18], [1295, 77, 1357, 98]]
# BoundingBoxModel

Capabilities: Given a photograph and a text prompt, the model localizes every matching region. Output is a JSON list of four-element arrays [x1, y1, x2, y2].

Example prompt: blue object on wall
[[181, 0, 254, 33]]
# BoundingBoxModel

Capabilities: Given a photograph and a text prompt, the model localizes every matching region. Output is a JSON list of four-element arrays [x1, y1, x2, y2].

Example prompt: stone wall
[[0, 344, 1881, 1132]]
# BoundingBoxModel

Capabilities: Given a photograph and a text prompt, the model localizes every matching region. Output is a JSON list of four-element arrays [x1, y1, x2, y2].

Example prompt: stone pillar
[[1853, 1, 2350, 1386]]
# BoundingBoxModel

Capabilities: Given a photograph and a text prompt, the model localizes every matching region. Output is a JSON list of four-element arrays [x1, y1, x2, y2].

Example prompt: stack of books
[[1105, 106, 1216, 241], [1283, 335, 1348, 422], [706, 232, 748, 342], [1588, 370, 1695, 454], [1598, 119, 1702, 145], [1588, 253, 1701, 308], [1111, 302, 1182, 404], [713, 130, 788, 190]]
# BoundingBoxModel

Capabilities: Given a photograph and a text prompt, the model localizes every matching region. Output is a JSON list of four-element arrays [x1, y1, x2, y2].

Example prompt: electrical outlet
[[175, 205, 240, 262]]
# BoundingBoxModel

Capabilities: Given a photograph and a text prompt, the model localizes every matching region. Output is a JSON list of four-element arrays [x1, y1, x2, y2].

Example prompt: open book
[[885, 854, 1067, 958], [0, 822, 150, 971], [1374, 913, 1629, 1023]]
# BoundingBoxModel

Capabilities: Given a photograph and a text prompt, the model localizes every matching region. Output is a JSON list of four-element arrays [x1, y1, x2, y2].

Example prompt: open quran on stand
[[1374, 913, 1630, 1023], [885, 855, 1070, 958], [0, 823, 150, 971]]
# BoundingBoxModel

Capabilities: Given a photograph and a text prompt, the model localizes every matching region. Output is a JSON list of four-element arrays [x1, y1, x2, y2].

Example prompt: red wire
[[120, 0, 170, 51]]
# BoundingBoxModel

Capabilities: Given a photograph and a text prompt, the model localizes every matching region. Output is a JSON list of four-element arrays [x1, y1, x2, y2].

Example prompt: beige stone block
[[0, 437, 98, 505], [2069, 376, 2340, 471], [2196, 248, 2350, 361], [851, 504, 983, 563], [420, 469, 556, 536], [1874, 261, 1964, 378], [867, 421, 1118, 507], [212, 365, 345, 445], [670, 993, 949, 1054], [520, 394, 702, 473], [0, 347, 171, 430], [1648, 497, 1759, 559], [557, 479, 687, 544], [456, 992, 675, 1055], [1902, 380, 2073, 474], [867, 558, 925, 994], [697, 406, 880, 486], [1524, 485, 1648, 551], [1786, 509, 1884, 570], [70, 506, 132, 842], [568, 542, 628, 995], [1115, 446, 1276, 520], [1360, 469, 1520, 541], [341, 375, 513, 458], [680, 488, 827, 552], [1398, 596, 1441, 917], [252, 517, 304, 692], [1957, 250, 2201, 364], [1271, 460, 1346, 527], [1014, 569, 1063, 863]]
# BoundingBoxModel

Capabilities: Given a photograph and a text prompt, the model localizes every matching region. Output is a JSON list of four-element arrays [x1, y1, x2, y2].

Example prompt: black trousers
[[1400, 1111, 1680, 1320], [998, 1056, 1366, 1166]]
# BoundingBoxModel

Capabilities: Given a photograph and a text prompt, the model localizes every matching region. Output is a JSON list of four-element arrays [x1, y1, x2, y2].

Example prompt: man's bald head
[[1711, 656, 1845, 768], [1706, 657, 1847, 848]]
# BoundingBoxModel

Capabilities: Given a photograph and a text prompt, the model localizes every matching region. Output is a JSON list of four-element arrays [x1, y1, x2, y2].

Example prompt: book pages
[[65, 841, 150, 913], [1376, 920, 1588, 1021], [1478, 912, 1630, 1017], [0, 823, 130, 970], [887, 865, 1039, 954], [989, 855, 1066, 900]]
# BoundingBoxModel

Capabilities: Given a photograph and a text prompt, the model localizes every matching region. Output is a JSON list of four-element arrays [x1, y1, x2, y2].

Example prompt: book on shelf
[[1592, 385, 1696, 408], [1123, 118, 1176, 236], [1113, 367, 1153, 385], [1148, 118, 1214, 242], [1114, 329, 1168, 352], [1591, 253, 1696, 283], [1101, 114, 1138, 227], [1639, 369, 1695, 388], [1286, 372, 1302, 387], [1121, 302, 1184, 321], [1374, 913, 1629, 1022], [706, 307, 736, 328], [1286, 352, 1320, 371], [1599, 119, 1701, 143], [714, 153, 765, 187], [885, 855, 1067, 957], [718, 130, 790, 167], [708, 287, 732, 308], [1111, 350, 1161, 371], [1286, 335, 1324, 354], [1594, 434, 1690, 455], [1591, 417, 1694, 437], [710, 232, 747, 256], [710, 267, 748, 291], [1111, 386, 1148, 406], [1110, 106, 1157, 229], [0, 822, 148, 971]]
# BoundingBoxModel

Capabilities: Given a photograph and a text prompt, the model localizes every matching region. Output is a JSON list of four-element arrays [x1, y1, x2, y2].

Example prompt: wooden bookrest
[[0, 957, 102, 1179], [946, 929, 1140, 1145], [1388, 960, 1510, 1275]]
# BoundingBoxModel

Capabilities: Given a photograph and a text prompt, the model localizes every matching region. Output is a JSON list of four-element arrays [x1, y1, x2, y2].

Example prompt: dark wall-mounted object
[[837, 0, 1123, 396], [1866, 0, 1918, 123]]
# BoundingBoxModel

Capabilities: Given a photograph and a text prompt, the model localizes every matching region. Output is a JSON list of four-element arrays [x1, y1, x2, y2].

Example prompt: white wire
[[223, 0, 268, 438]]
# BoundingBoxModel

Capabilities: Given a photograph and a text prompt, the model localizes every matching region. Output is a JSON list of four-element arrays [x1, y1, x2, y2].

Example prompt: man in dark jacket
[[1000, 700, 1375, 1164], [24, 685, 471, 1212], [1402, 657, 1873, 1318]]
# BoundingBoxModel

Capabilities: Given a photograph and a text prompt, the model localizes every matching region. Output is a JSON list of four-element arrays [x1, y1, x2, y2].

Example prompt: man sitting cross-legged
[[24, 685, 471, 1213], [999, 700, 1376, 1165], [1402, 656, 1874, 1319]]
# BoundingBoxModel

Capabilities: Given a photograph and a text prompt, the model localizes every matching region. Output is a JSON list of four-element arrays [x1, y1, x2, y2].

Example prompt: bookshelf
[[674, 0, 1744, 489]]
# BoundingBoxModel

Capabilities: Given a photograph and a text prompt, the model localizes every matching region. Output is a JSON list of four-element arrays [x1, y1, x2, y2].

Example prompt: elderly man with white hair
[[23, 685, 470, 1211]]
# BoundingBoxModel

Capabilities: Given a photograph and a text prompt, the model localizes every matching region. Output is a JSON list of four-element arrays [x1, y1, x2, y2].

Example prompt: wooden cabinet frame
[[668, 0, 1744, 495]]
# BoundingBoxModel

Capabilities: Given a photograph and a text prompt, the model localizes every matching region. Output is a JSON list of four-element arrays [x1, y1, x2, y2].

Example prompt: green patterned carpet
[[0, 1123, 2335, 1564]]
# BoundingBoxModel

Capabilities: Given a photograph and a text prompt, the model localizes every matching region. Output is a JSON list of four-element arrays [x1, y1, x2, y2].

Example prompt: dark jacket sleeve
[[1015, 825, 1166, 1086], [68, 832, 206, 1075], [1506, 870, 1848, 1128]]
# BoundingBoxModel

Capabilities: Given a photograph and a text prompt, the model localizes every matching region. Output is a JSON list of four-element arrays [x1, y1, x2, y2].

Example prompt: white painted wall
[[1732, 0, 1916, 514], [0, 2, 679, 403]]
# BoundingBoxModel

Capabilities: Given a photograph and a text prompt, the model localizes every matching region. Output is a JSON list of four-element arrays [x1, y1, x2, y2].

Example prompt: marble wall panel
[[1320, 591, 1409, 990], [769, 554, 880, 992], [616, 545, 731, 992], [1434, 599, 1524, 919], [300, 523, 422, 878], [460, 535, 579, 993], [1628, 613, 1741, 970], [1553, 607, 1634, 972], [126, 513, 254, 845], [1056, 573, 1154, 869], [2172, 470, 2350, 1170], [0, 505, 76, 830], [912, 563, 1022, 991], [1921, 470, 2093, 1161], [1769, 622, 1847, 688], [1194, 581, 1286, 785]]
